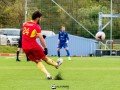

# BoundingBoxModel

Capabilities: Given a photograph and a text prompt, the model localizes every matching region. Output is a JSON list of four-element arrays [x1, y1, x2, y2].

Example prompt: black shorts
[[18, 39, 22, 48]]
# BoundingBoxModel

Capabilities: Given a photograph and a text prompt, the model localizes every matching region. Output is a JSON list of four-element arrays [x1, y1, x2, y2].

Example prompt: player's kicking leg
[[42, 57, 63, 69], [37, 57, 63, 79], [24, 48, 63, 80]]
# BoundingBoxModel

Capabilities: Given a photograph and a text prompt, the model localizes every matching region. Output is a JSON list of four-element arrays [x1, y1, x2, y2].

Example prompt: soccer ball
[[95, 31, 106, 41]]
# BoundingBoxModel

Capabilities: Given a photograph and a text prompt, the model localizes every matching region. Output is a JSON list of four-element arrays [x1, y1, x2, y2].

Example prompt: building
[[40, 34, 97, 56]]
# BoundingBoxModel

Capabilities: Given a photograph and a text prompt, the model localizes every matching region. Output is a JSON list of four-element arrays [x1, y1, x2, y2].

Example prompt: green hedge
[[0, 46, 18, 53], [0, 44, 120, 53]]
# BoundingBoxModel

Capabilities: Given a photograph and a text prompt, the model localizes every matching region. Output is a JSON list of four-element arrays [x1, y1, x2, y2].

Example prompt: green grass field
[[0, 56, 120, 90]]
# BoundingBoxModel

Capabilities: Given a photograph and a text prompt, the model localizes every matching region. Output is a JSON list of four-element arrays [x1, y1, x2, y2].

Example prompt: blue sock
[[57, 51, 60, 58], [66, 50, 70, 57]]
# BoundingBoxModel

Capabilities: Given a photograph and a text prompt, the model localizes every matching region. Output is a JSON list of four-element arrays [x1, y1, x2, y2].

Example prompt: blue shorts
[[58, 43, 68, 49]]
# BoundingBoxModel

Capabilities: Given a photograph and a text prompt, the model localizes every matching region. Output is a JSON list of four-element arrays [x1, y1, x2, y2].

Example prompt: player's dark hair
[[61, 25, 65, 28], [32, 11, 42, 20]]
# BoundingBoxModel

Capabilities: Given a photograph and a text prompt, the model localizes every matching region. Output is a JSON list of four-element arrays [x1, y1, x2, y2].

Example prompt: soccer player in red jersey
[[22, 11, 63, 79]]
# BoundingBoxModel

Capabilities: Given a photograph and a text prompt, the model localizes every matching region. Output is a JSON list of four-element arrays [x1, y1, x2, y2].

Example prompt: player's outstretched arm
[[37, 33, 47, 48], [58, 39, 60, 44], [66, 32, 69, 44], [58, 31, 60, 44]]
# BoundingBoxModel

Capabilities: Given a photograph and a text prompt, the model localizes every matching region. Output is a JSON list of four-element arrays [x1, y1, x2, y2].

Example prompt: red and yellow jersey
[[22, 21, 41, 49]]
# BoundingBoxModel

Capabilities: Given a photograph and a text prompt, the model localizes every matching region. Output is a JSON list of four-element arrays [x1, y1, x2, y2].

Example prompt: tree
[[0, 0, 25, 28], [0, 0, 120, 39]]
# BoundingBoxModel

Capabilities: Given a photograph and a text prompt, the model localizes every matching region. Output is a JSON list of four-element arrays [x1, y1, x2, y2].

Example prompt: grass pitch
[[0, 56, 120, 90]]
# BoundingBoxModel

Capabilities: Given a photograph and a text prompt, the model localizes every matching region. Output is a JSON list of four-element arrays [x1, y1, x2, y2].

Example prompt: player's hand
[[66, 40, 69, 44], [44, 48, 48, 55], [58, 40, 60, 44]]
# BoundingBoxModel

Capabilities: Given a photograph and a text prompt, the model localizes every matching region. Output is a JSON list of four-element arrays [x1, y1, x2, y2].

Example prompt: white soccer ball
[[95, 31, 106, 41]]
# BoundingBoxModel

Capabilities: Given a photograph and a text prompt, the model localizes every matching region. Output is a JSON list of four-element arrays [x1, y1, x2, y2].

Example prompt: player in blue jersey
[[57, 26, 71, 60]]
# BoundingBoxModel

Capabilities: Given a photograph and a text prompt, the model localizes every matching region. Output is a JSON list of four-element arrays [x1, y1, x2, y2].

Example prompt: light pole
[[110, 0, 113, 55], [25, 0, 27, 22]]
